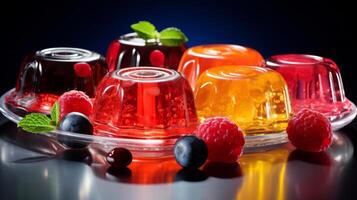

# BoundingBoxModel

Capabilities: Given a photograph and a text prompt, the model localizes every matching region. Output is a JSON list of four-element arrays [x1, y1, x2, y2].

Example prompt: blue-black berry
[[58, 112, 93, 148], [174, 136, 208, 169], [106, 148, 133, 168]]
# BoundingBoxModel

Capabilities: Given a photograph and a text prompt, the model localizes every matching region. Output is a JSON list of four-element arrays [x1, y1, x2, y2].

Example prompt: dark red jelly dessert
[[105, 33, 186, 71], [6, 47, 108, 114]]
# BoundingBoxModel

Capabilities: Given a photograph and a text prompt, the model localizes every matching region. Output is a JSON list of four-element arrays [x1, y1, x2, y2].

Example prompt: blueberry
[[58, 112, 93, 148], [106, 148, 133, 168], [174, 136, 208, 169]]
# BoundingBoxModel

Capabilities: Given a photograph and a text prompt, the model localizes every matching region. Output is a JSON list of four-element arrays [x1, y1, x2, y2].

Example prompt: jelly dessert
[[6, 47, 108, 114], [106, 33, 186, 71], [178, 44, 264, 88], [92, 67, 198, 139], [266, 54, 352, 121], [194, 66, 291, 134]]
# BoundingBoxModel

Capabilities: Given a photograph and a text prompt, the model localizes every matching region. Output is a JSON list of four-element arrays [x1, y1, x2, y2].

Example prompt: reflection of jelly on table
[[194, 66, 291, 134], [266, 54, 352, 121], [178, 44, 264, 88], [92, 67, 198, 139]]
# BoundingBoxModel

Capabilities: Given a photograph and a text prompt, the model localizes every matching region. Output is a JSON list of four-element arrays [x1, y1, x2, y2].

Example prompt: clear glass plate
[[1, 89, 356, 157]]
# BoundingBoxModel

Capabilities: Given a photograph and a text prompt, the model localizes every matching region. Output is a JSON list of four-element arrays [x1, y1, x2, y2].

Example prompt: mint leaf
[[50, 102, 60, 126], [131, 21, 159, 39], [159, 27, 188, 46], [18, 113, 55, 133]]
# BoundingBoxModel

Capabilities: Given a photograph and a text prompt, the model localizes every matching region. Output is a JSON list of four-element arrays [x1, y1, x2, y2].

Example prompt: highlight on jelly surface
[[266, 54, 352, 121], [6, 47, 108, 114], [194, 66, 291, 134], [106, 33, 186, 71], [91, 67, 198, 139], [178, 44, 264, 88]]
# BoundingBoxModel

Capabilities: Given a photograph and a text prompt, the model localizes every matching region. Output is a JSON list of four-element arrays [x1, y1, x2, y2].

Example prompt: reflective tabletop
[[1, 115, 357, 200]]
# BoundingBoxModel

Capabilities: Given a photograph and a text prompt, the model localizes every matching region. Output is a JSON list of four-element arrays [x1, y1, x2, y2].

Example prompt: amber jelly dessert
[[194, 65, 291, 134]]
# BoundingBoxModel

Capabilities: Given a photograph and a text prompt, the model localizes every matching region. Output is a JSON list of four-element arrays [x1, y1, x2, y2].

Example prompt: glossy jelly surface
[[178, 44, 264, 88], [6, 47, 108, 114], [92, 67, 198, 139], [266, 54, 351, 121], [106, 33, 186, 71], [194, 66, 291, 134]]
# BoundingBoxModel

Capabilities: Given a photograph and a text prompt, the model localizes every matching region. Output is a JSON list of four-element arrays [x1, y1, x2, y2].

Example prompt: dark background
[[2, 0, 356, 99]]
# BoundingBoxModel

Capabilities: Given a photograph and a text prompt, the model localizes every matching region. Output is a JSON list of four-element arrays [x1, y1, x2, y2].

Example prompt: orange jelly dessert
[[194, 66, 292, 134], [178, 44, 264, 88]]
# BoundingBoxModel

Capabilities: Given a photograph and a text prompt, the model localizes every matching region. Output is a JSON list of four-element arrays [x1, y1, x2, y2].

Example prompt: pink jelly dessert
[[106, 33, 186, 71], [266, 54, 352, 120], [92, 67, 198, 139], [6, 47, 108, 114]]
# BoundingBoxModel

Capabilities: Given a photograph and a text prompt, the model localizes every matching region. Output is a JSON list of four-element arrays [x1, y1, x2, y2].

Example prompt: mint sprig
[[130, 21, 159, 40], [159, 27, 188, 47], [50, 102, 60, 125], [18, 113, 55, 133], [130, 21, 188, 46], [18, 101, 60, 133]]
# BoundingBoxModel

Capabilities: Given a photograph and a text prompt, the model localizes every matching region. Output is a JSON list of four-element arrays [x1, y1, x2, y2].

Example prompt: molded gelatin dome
[[194, 66, 291, 134], [91, 67, 198, 139], [178, 44, 264, 88], [6, 47, 108, 114], [106, 33, 186, 71], [266, 54, 352, 121]]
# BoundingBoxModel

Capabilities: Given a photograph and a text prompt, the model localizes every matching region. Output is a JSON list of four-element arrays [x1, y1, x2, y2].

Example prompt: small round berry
[[149, 50, 165, 67], [58, 112, 93, 148], [106, 148, 133, 168], [58, 90, 93, 119], [287, 109, 332, 152], [195, 117, 245, 163], [174, 136, 208, 169], [74, 62, 92, 78]]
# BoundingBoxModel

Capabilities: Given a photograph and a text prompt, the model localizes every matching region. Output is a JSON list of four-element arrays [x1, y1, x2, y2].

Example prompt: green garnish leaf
[[159, 27, 188, 46], [18, 113, 55, 133], [50, 101, 60, 126], [131, 21, 159, 39]]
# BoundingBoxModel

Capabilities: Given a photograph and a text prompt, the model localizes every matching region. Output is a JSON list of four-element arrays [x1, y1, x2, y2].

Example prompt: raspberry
[[287, 109, 332, 152], [58, 90, 93, 119], [195, 117, 245, 163], [74, 62, 92, 78]]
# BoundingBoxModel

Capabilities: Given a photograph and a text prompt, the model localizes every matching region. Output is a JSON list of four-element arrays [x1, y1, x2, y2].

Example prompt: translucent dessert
[[6, 47, 108, 114], [194, 66, 291, 134], [92, 67, 198, 139], [178, 44, 264, 88], [106, 33, 186, 71], [266, 54, 352, 121]]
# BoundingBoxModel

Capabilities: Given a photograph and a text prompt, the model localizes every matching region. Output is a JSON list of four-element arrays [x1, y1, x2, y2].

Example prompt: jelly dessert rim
[[187, 44, 260, 59], [118, 32, 185, 47], [36, 47, 101, 62], [266, 54, 327, 66], [204, 65, 274, 80], [111, 66, 180, 83]]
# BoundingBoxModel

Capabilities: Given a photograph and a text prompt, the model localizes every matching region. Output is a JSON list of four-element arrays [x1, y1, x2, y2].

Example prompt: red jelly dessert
[[266, 54, 352, 121], [105, 33, 186, 71], [92, 67, 198, 139], [6, 47, 108, 114]]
